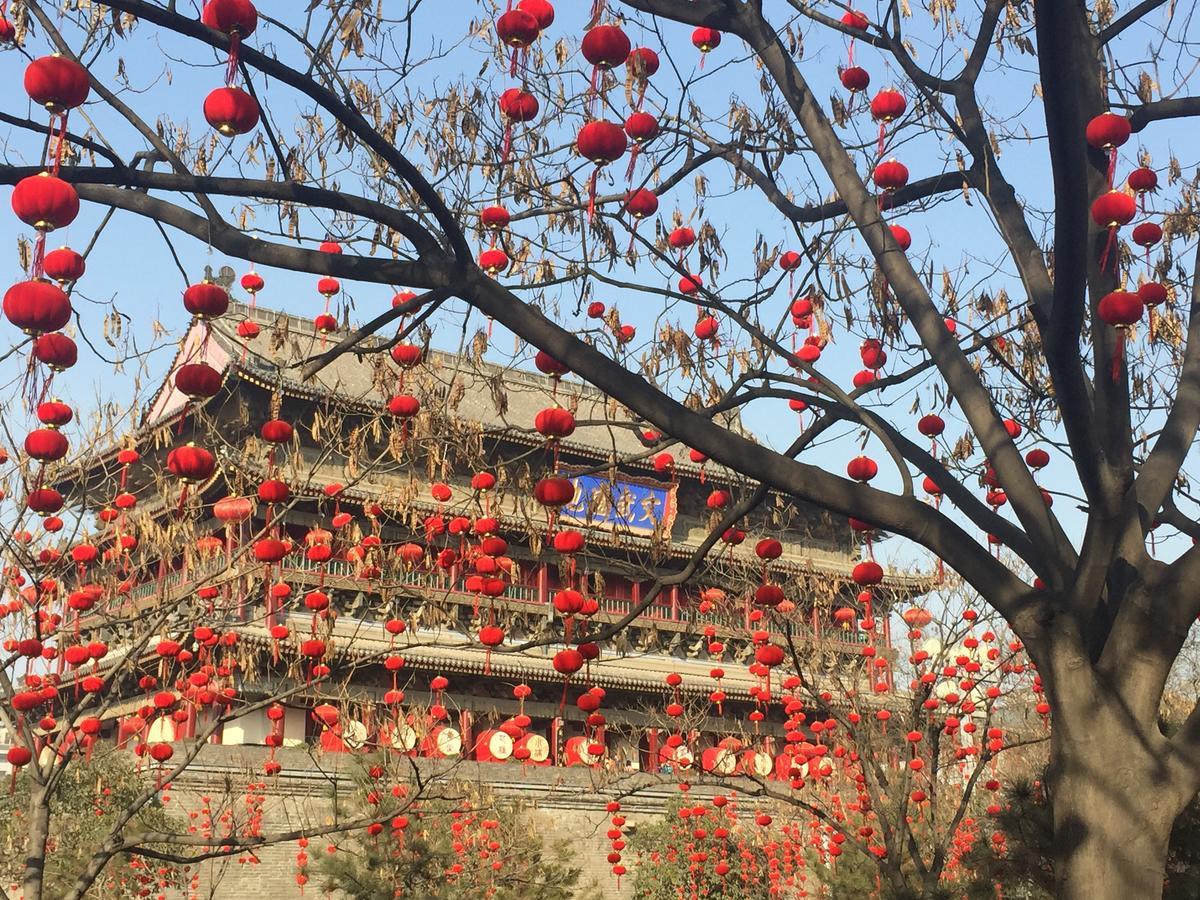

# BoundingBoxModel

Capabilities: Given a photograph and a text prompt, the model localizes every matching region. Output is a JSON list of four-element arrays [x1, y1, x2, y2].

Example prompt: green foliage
[[320, 787, 582, 900], [0, 751, 180, 898]]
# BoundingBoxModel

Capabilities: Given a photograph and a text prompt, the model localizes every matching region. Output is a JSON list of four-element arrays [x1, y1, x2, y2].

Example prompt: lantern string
[[1106, 147, 1118, 189], [1098, 225, 1119, 273], [225, 32, 241, 88]]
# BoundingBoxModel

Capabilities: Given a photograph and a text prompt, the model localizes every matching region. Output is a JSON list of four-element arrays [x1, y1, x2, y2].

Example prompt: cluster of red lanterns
[[5, 54, 91, 527], [201, 0, 260, 138], [1084, 112, 1167, 377]]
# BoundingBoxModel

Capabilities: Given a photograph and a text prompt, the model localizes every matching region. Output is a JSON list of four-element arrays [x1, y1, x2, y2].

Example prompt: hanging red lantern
[[1025, 448, 1050, 470], [694, 315, 719, 343], [1085, 112, 1131, 151], [755, 538, 783, 560], [24, 428, 69, 462], [26, 488, 64, 516], [691, 27, 721, 53], [497, 9, 541, 75], [261, 419, 294, 443], [479, 248, 510, 276], [872, 159, 909, 192], [1140, 281, 1167, 309], [391, 343, 424, 367], [534, 477, 575, 508], [257, 479, 289, 504], [167, 444, 216, 483], [175, 362, 223, 399], [870, 89, 906, 123], [577, 120, 627, 164], [204, 86, 260, 137], [42, 247, 85, 283], [12, 174, 80, 232], [534, 351, 568, 378], [1091, 191, 1136, 228], [387, 394, 421, 418], [518, 0, 554, 29], [183, 281, 230, 319], [498, 88, 539, 123], [852, 560, 884, 585], [624, 111, 659, 146], [316, 276, 340, 298], [213, 495, 254, 523], [582, 24, 631, 70], [889, 223, 912, 251], [846, 455, 879, 482], [553, 648, 584, 675], [1132, 221, 1163, 248], [314, 313, 337, 334], [201, 0, 258, 37], [535, 407, 576, 438], [36, 400, 73, 427], [4, 280, 72, 334], [32, 332, 77, 370], [480, 205, 511, 231], [840, 66, 870, 92], [624, 188, 658, 219], [1128, 167, 1158, 194], [24, 56, 91, 113], [1098, 290, 1143, 328]]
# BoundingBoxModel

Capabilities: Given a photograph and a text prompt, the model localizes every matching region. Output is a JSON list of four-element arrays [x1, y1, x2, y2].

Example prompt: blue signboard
[[559, 471, 676, 536]]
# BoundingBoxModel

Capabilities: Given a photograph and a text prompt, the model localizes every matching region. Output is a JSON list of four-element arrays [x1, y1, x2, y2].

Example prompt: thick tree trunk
[[22, 785, 51, 900], [1048, 695, 1178, 900]]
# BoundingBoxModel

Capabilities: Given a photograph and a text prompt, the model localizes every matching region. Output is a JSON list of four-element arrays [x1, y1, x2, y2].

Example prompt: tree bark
[[1049, 705, 1177, 899], [22, 785, 51, 900]]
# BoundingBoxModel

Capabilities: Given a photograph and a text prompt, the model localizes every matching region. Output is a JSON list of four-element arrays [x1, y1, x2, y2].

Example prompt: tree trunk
[[1050, 714, 1176, 900], [22, 785, 51, 900]]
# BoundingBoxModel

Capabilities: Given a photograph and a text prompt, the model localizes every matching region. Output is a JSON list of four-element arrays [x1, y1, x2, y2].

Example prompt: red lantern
[[534, 477, 575, 508], [1132, 222, 1162, 248], [167, 444, 216, 483], [553, 648, 584, 675], [213, 495, 254, 523], [260, 419, 294, 444], [42, 247, 85, 283], [518, 0, 554, 29], [1098, 290, 1143, 327], [174, 363, 223, 399], [387, 394, 421, 418], [314, 313, 337, 334], [480, 205, 511, 231], [577, 120, 627, 164], [755, 538, 783, 560], [917, 414, 945, 437], [4, 280, 72, 334], [36, 400, 73, 427], [257, 479, 289, 504], [534, 351, 568, 377], [691, 27, 721, 53], [695, 316, 719, 343], [1128, 167, 1158, 194], [496, 10, 540, 49], [1140, 281, 1168, 308], [872, 159, 909, 192], [498, 88, 539, 122], [33, 332, 77, 370], [840, 66, 870, 92], [889, 223, 912, 251], [853, 560, 884, 585], [625, 188, 658, 219], [1090, 191, 1136, 228], [26, 488, 63, 516], [582, 25, 631, 69], [1085, 113, 1131, 151], [1025, 448, 1050, 470], [201, 0, 258, 37], [535, 407, 576, 438], [625, 111, 659, 144], [846, 455, 879, 482], [870, 89, 906, 123], [479, 248, 510, 275], [183, 282, 230, 318], [669, 227, 696, 251], [629, 47, 660, 77], [24, 56, 91, 113], [12, 174, 80, 232], [24, 428, 69, 462], [204, 86, 260, 137]]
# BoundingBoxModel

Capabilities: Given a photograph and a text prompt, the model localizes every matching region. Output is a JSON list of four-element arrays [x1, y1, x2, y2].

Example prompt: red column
[[537, 564, 548, 606], [646, 727, 660, 771], [670, 586, 679, 621], [551, 716, 562, 765]]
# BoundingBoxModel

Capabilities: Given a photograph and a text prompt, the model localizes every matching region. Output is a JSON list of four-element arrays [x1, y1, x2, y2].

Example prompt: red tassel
[[1107, 147, 1118, 189], [625, 143, 641, 182], [1099, 225, 1119, 273], [1111, 327, 1125, 383]]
